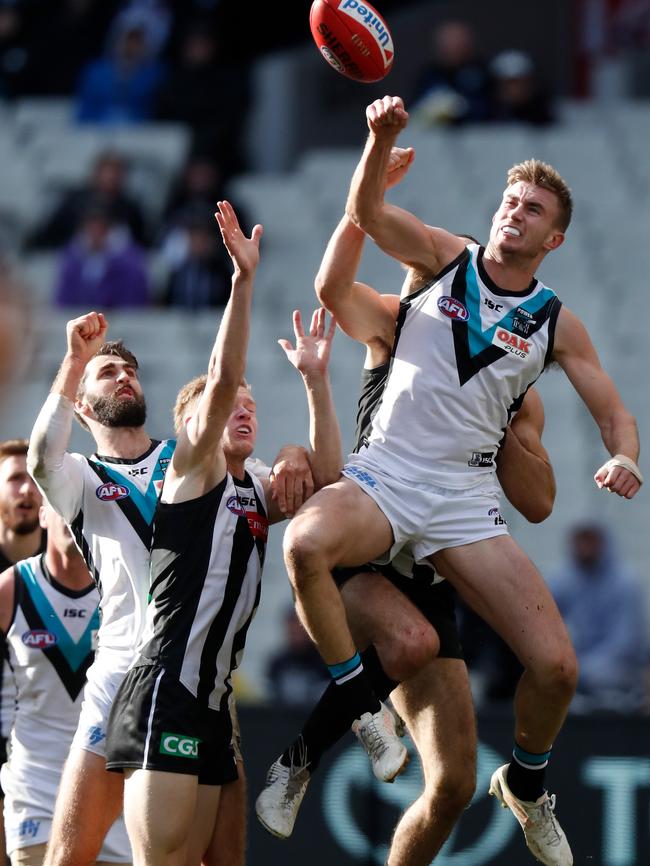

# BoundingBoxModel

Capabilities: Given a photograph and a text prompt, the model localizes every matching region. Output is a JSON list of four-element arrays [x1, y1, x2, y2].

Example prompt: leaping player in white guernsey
[[27, 325, 316, 863], [0, 502, 131, 866], [283, 96, 642, 866]]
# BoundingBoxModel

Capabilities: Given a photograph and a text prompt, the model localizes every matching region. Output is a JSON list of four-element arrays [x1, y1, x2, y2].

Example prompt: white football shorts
[[342, 450, 509, 564]]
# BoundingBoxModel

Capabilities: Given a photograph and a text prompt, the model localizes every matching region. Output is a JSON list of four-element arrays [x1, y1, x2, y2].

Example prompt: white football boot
[[351, 700, 409, 782], [489, 763, 573, 866], [255, 753, 311, 839]]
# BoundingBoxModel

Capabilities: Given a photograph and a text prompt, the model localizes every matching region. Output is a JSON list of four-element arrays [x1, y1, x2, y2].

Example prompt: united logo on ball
[[309, 0, 395, 83]]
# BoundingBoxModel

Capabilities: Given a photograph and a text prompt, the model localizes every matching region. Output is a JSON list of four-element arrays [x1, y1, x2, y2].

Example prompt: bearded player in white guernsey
[[0, 503, 130, 866], [27, 319, 315, 862], [283, 97, 642, 866], [104, 201, 341, 866]]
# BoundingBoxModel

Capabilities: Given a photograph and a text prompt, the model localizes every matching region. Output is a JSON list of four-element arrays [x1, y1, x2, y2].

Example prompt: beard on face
[[0, 501, 39, 535], [89, 393, 147, 428]]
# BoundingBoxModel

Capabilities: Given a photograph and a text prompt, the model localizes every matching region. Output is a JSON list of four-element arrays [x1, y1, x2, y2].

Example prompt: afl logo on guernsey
[[22, 629, 57, 649], [226, 496, 245, 516], [438, 296, 470, 321], [95, 483, 130, 501]]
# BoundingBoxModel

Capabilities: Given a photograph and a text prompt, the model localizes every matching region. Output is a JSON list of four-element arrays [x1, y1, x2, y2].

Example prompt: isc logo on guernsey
[[95, 482, 130, 501]]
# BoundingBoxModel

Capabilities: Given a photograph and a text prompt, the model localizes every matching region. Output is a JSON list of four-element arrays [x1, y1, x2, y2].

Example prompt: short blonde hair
[[173, 375, 251, 434], [506, 159, 573, 231], [0, 438, 28, 464]]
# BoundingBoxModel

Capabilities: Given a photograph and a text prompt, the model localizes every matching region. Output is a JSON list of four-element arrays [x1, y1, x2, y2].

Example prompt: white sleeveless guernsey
[[364, 244, 561, 489]]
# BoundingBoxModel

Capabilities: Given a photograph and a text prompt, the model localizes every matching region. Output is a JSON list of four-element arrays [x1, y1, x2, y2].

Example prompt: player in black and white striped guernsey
[[105, 201, 342, 866]]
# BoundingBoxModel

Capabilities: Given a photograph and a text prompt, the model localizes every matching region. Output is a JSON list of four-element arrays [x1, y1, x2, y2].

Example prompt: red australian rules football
[[309, 0, 395, 83]]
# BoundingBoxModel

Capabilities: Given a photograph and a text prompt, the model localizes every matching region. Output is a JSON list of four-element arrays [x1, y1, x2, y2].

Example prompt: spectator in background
[[411, 19, 491, 126], [54, 202, 149, 308], [75, 18, 166, 124], [155, 20, 251, 175], [0, 2, 34, 99], [162, 203, 232, 309], [26, 0, 120, 96], [266, 607, 329, 707], [549, 522, 649, 713], [489, 50, 555, 126], [29, 149, 148, 249]]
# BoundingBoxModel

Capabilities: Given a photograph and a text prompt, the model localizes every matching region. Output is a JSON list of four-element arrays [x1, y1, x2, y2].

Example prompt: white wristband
[[598, 454, 643, 485]]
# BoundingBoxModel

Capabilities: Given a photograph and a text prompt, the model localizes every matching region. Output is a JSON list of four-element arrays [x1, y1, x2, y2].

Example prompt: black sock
[[506, 743, 551, 802], [280, 646, 398, 773]]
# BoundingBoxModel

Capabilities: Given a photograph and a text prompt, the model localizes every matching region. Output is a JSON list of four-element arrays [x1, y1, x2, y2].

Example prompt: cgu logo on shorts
[[95, 482, 130, 501], [438, 296, 470, 321], [492, 327, 530, 359], [160, 732, 201, 759], [22, 629, 57, 649]]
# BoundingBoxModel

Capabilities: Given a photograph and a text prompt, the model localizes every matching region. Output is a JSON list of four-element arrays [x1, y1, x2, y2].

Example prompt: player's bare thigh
[[123, 768, 204, 865], [44, 748, 123, 866], [285, 476, 394, 569], [431, 535, 573, 667], [201, 766, 246, 866]]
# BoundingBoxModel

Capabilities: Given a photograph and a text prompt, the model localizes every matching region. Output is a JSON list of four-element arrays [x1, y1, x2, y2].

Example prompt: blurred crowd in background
[[0, 0, 647, 311]]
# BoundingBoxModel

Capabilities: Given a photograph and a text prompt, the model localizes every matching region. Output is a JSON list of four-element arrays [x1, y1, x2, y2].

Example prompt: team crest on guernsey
[[95, 482, 130, 501]]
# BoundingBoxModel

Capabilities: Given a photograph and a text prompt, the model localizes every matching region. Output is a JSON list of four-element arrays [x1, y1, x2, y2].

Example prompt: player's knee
[[283, 520, 329, 588], [424, 769, 475, 823], [537, 645, 579, 698], [381, 624, 439, 681]]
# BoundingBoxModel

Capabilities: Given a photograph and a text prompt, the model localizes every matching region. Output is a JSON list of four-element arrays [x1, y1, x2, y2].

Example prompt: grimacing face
[[489, 181, 564, 259], [0, 454, 42, 535], [78, 355, 147, 429], [222, 387, 258, 461]]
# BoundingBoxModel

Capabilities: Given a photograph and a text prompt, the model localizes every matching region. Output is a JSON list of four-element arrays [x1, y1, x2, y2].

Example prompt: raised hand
[[65, 312, 108, 365], [278, 308, 336, 378], [385, 145, 415, 190], [594, 458, 642, 499], [367, 95, 409, 138], [214, 200, 263, 277]]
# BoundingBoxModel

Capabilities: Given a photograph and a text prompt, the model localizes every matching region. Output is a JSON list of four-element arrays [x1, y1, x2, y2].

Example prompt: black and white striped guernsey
[[137, 470, 268, 712]]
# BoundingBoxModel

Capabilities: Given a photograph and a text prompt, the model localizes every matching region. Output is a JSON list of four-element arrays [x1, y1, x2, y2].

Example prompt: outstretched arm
[[345, 96, 464, 277], [553, 306, 641, 498], [172, 203, 262, 484], [316, 147, 413, 354], [496, 388, 556, 523], [277, 309, 342, 505], [27, 312, 107, 521]]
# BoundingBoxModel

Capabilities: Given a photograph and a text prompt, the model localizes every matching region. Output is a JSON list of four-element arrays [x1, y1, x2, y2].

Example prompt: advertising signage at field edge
[[242, 709, 650, 866]]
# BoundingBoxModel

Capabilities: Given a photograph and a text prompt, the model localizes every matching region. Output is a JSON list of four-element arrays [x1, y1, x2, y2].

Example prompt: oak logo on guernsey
[[160, 733, 200, 758], [438, 296, 470, 322], [22, 629, 57, 649], [492, 327, 530, 359], [95, 482, 130, 501]]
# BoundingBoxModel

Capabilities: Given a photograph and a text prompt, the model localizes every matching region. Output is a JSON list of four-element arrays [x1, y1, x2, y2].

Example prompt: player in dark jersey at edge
[[256, 148, 557, 865], [281, 96, 642, 866], [104, 201, 342, 866]]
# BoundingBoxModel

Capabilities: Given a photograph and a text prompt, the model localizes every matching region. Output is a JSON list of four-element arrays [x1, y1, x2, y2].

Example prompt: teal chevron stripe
[[18, 562, 99, 672], [464, 257, 556, 357]]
